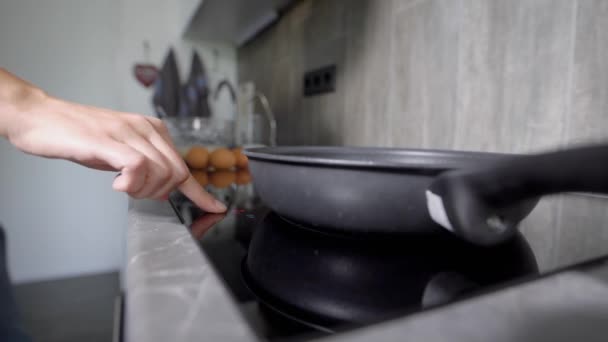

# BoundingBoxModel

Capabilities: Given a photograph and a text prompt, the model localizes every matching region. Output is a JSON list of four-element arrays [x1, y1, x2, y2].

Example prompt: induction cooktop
[[169, 181, 608, 341]]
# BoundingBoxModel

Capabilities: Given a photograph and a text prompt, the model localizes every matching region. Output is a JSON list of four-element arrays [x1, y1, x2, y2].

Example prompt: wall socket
[[303, 65, 336, 96]]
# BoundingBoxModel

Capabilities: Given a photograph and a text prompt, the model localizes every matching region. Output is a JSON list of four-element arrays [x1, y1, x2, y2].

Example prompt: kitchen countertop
[[125, 199, 608, 342], [125, 199, 254, 342]]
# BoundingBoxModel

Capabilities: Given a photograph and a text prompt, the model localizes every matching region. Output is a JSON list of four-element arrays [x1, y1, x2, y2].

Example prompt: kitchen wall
[[117, 0, 238, 120], [238, 0, 608, 270], [0, 0, 126, 284], [0, 0, 236, 283]]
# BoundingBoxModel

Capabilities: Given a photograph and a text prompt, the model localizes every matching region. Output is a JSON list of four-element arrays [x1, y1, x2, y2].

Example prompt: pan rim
[[244, 146, 513, 171]]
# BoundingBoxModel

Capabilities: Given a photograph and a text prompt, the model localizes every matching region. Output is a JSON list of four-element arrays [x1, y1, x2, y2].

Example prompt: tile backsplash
[[238, 0, 608, 270], [239, 0, 608, 151]]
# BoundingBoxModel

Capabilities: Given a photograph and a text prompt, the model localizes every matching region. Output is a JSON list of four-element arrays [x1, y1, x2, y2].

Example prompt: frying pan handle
[[427, 144, 608, 246]]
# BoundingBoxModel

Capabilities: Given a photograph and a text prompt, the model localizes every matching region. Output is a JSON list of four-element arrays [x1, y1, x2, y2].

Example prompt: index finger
[[178, 175, 227, 213]]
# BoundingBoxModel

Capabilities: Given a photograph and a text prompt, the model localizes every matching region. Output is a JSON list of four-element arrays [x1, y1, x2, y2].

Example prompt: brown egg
[[185, 146, 209, 169], [191, 170, 208, 186], [209, 148, 236, 170], [236, 169, 252, 185], [232, 147, 249, 169], [209, 170, 236, 188]]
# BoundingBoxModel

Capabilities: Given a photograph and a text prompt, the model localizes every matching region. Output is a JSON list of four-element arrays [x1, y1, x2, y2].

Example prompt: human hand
[[4, 91, 226, 213]]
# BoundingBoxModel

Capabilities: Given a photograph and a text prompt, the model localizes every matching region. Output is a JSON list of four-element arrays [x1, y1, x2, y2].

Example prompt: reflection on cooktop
[[243, 212, 537, 332], [171, 188, 540, 341]]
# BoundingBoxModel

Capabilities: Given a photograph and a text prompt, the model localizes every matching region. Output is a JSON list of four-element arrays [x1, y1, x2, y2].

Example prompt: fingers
[[96, 141, 148, 194], [119, 131, 172, 199], [135, 117, 226, 213], [179, 175, 227, 213], [115, 117, 182, 199], [110, 115, 226, 212], [138, 120, 189, 198], [145, 117, 177, 148]]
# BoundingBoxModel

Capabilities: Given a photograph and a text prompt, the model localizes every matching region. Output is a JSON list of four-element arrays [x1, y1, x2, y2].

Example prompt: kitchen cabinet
[[182, 0, 294, 46]]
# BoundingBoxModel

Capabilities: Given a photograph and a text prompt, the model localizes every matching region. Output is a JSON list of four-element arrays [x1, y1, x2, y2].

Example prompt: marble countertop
[[125, 199, 608, 342], [125, 199, 255, 342]]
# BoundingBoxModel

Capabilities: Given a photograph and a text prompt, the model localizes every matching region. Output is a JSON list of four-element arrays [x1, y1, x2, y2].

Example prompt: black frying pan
[[245, 144, 608, 245], [243, 212, 538, 328]]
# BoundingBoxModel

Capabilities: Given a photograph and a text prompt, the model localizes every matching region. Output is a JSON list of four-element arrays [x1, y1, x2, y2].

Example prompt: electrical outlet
[[303, 65, 336, 96]]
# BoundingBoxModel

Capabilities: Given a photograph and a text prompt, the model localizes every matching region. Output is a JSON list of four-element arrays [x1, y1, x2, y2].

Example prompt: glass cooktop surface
[[169, 177, 608, 341]]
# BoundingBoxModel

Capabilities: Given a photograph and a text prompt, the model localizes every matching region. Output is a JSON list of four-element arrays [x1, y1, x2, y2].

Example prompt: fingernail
[[214, 199, 227, 212]]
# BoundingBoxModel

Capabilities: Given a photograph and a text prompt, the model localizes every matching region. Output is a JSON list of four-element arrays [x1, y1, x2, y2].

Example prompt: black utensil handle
[[428, 144, 608, 246], [471, 144, 608, 205]]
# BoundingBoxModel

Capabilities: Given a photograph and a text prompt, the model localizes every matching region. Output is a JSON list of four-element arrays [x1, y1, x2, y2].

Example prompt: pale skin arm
[[0, 68, 226, 213]]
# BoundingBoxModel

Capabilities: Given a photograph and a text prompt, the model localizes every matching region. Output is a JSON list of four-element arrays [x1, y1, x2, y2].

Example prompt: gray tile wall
[[238, 0, 608, 270]]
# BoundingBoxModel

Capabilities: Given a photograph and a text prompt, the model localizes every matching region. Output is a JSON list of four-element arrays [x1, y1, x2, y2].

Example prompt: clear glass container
[[163, 117, 235, 155]]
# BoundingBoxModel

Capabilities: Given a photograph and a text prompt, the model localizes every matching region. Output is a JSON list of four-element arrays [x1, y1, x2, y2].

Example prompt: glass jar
[[163, 117, 235, 156]]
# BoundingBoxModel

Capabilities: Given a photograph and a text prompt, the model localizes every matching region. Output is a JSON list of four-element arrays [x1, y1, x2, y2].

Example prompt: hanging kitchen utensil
[[188, 51, 212, 118], [133, 41, 158, 88], [151, 78, 166, 119], [151, 48, 180, 118], [178, 83, 194, 117], [244, 144, 608, 246]]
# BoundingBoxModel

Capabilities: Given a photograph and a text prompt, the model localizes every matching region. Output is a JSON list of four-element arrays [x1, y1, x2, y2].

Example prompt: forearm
[[0, 68, 49, 140]]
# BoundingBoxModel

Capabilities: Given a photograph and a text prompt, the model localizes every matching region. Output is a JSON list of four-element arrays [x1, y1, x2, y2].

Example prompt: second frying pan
[[243, 212, 538, 328], [245, 144, 608, 246]]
